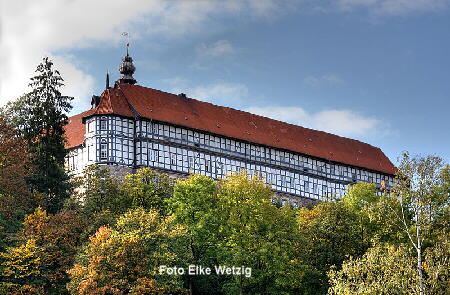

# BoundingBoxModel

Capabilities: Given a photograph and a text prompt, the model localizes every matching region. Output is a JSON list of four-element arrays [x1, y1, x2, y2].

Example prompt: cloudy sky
[[1, 0, 449, 163]]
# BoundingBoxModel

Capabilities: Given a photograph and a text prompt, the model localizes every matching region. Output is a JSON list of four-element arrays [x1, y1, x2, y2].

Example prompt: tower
[[116, 43, 137, 86]]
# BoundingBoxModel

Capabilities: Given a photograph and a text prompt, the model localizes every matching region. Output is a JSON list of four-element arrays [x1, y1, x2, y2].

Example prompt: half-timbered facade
[[65, 52, 396, 206]]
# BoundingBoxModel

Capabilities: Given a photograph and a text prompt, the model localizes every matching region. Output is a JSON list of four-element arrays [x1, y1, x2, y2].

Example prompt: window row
[[86, 116, 134, 136], [137, 120, 393, 188], [136, 142, 348, 200]]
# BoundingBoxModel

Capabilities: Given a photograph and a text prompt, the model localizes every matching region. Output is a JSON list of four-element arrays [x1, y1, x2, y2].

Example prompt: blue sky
[[1, 0, 449, 164]]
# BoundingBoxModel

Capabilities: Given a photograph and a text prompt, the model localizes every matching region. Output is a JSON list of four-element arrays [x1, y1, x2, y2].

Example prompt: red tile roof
[[65, 109, 94, 149], [65, 83, 396, 175]]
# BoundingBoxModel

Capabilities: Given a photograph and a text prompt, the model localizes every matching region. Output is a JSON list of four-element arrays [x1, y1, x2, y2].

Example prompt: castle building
[[64, 50, 396, 206]]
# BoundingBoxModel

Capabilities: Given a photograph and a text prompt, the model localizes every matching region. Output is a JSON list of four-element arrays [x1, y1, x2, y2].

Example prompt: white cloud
[[1, 0, 446, 108], [189, 83, 248, 105], [337, 0, 450, 15], [197, 40, 235, 57], [245, 106, 382, 137], [303, 74, 344, 86], [165, 78, 248, 105], [0, 0, 284, 107]]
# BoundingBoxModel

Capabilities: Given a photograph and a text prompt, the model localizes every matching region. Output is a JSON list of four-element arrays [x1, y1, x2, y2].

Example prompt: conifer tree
[[6, 57, 73, 213]]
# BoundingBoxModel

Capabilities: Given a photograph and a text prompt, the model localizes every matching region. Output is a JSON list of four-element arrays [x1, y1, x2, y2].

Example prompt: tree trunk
[[416, 213, 425, 295]]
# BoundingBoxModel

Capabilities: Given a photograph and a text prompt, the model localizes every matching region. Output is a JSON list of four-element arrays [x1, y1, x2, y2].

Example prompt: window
[[100, 141, 107, 159], [100, 118, 107, 131], [330, 165, 336, 175], [317, 164, 324, 173], [204, 159, 211, 172], [215, 161, 224, 175], [152, 124, 159, 135], [322, 185, 328, 199], [170, 153, 176, 165], [188, 156, 194, 168], [150, 149, 159, 162], [194, 133, 200, 146]]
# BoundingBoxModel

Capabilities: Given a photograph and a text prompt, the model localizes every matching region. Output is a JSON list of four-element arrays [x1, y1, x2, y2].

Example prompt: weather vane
[[122, 32, 130, 54]]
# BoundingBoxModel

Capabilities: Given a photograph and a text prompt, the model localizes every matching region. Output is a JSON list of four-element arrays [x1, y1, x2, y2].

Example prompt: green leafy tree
[[216, 172, 300, 295], [388, 154, 448, 295], [73, 165, 121, 215], [340, 183, 401, 250], [67, 208, 188, 295], [328, 155, 449, 295], [5, 57, 73, 213], [120, 167, 175, 214], [168, 174, 222, 294], [296, 201, 363, 295]]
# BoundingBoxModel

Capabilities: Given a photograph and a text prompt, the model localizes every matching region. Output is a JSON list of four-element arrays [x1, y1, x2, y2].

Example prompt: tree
[[296, 201, 363, 295], [67, 208, 188, 295], [0, 115, 35, 252], [168, 174, 221, 294], [0, 239, 46, 295], [73, 165, 121, 215], [0, 115, 32, 200], [328, 243, 418, 295], [389, 154, 448, 295], [0, 207, 85, 294], [328, 155, 449, 295], [120, 167, 175, 215], [215, 171, 300, 295], [5, 57, 73, 213]]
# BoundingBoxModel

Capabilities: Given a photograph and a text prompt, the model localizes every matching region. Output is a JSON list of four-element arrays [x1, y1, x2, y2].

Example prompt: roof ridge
[[116, 85, 141, 118], [123, 84, 380, 150]]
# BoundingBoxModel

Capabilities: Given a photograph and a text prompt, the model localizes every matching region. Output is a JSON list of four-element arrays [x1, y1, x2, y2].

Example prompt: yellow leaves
[[328, 244, 417, 295], [23, 207, 49, 238], [1, 238, 43, 280], [90, 226, 112, 244], [67, 208, 186, 294]]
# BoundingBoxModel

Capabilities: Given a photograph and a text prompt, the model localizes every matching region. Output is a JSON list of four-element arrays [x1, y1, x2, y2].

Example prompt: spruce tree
[[6, 57, 73, 213]]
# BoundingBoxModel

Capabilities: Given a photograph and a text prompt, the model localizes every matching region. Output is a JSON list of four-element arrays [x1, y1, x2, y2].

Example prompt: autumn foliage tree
[[0, 115, 34, 252], [0, 115, 31, 200], [67, 208, 188, 295], [0, 208, 85, 294]]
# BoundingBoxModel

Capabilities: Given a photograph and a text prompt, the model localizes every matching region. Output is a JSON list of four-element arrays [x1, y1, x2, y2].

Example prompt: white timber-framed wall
[[66, 114, 394, 207]]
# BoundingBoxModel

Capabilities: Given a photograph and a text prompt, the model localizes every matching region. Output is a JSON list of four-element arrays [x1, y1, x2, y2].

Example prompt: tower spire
[[106, 71, 110, 90], [116, 42, 136, 86]]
